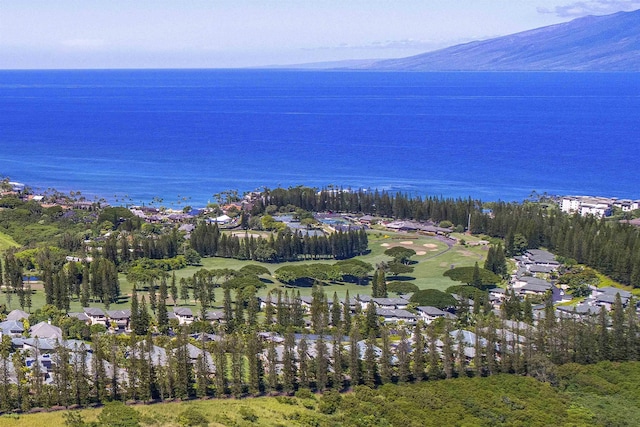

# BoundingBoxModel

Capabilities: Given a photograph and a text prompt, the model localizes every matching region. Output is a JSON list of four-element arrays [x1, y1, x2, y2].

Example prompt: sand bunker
[[400, 241, 414, 245], [423, 243, 438, 249], [381, 243, 390, 247], [416, 251, 426, 255]]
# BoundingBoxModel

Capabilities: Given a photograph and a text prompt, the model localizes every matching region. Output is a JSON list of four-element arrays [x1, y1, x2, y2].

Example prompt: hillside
[[5, 361, 640, 426], [363, 9, 640, 71]]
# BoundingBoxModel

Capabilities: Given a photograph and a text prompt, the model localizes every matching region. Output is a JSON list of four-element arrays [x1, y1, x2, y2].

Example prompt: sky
[[1, 0, 640, 69]]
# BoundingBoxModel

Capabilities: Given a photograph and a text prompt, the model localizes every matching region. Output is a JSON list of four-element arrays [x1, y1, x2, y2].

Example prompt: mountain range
[[357, 9, 640, 71]]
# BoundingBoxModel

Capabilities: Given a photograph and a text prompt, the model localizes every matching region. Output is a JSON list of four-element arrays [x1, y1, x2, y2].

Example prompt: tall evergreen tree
[[412, 322, 425, 381], [396, 328, 410, 383], [315, 334, 329, 392], [348, 319, 362, 387], [363, 331, 378, 387]]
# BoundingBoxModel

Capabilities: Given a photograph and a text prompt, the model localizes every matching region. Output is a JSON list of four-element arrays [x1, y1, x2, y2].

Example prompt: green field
[[113, 231, 488, 311], [3, 230, 489, 314], [0, 231, 19, 251]]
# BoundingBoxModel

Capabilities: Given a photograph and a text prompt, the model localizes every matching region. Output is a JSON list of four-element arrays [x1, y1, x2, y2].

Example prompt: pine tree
[[179, 278, 189, 304], [266, 339, 278, 393], [442, 322, 454, 379], [363, 332, 378, 387], [311, 283, 328, 335], [365, 300, 379, 337], [627, 298, 638, 361], [597, 309, 611, 361], [148, 279, 157, 314], [223, 287, 234, 333], [170, 272, 178, 306], [343, 290, 352, 333], [291, 291, 305, 328], [315, 334, 329, 392], [332, 328, 344, 390], [157, 276, 169, 333], [379, 325, 392, 384], [130, 287, 141, 335], [247, 288, 260, 328], [412, 322, 425, 381], [139, 296, 151, 336], [264, 292, 275, 329], [298, 334, 310, 389], [427, 323, 442, 380], [231, 335, 244, 398], [81, 264, 90, 307], [246, 331, 263, 395], [213, 341, 228, 397], [282, 328, 296, 393], [234, 289, 245, 327], [611, 293, 627, 361], [396, 328, 410, 383], [331, 292, 342, 329], [348, 319, 362, 386]]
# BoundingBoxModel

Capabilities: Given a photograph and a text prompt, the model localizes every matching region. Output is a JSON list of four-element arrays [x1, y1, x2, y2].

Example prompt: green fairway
[[3, 230, 490, 313]]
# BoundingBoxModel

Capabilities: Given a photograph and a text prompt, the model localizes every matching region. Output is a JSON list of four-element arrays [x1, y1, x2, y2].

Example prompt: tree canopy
[[409, 289, 457, 309], [443, 266, 501, 288]]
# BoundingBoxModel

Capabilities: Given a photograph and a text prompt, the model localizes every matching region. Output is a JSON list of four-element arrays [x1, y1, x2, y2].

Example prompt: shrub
[[238, 406, 258, 423]]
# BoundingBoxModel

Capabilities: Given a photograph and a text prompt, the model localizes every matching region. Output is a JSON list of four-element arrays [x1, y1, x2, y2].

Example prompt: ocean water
[[1, 69, 639, 206]]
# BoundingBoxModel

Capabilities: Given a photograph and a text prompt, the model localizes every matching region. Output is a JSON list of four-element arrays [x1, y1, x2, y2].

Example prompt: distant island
[[344, 9, 640, 72]]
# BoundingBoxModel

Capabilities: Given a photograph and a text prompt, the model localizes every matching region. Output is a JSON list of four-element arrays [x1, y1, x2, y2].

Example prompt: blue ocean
[[1, 70, 639, 206]]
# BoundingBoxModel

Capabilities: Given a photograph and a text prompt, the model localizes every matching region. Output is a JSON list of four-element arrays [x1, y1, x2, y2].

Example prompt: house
[[205, 310, 225, 323], [107, 310, 132, 331], [185, 343, 215, 371], [0, 320, 25, 337], [376, 308, 417, 324], [372, 297, 409, 310], [68, 312, 91, 324], [6, 309, 29, 322], [416, 306, 454, 324], [173, 307, 194, 325], [556, 304, 602, 319], [29, 322, 63, 340], [22, 337, 56, 354], [83, 307, 108, 326]]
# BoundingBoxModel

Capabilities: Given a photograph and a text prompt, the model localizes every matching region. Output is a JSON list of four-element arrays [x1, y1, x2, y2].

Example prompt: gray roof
[[416, 306, 447, 316], [83, 307, 106, 317], [597, 287, 632, 299], [376, 308, 417, 320], [29, 322, 63, 340], [520, 277, 553, 288], [68, 312, 90, 322], [106, 309, 132, 319], [6, 309, 29, 321], [174, 307, 194, 317], [0, 320, 24, 333], [205, 311, 225, 321], [372, 297, 409, 306], [520, 283, 554, 293]]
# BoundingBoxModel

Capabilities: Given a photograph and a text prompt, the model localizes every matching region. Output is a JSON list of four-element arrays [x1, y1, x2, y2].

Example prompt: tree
[[443, 266, 501, 289], [384, 246, 416, 264], [97, 401, 141, 427], [170, 272, 179, 306], [410, 289, 456, 309]]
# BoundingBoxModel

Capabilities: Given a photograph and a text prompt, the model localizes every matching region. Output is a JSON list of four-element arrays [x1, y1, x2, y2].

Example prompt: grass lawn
[[0, 396, 323, 427], [0, 230, 19, 251], [4, 230, 490, 314]]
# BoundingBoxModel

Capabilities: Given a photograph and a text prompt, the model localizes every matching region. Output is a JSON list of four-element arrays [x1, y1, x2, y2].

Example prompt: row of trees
[[190, 223, 368, 262], [1, 292, 639, 412], [252, 186, 481, 227], [1, 250, 120, 312]]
